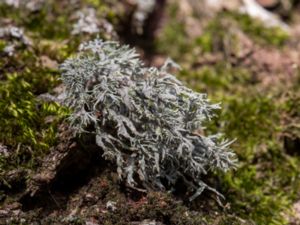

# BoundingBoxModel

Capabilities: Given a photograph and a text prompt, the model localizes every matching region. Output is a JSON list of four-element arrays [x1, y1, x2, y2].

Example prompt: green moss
[[211, 92, 292, 224], [230, 12, 289, 46], [83, 0, 103, 7], [177, 60, 300, 224], [0, 72, 69, 174], [155, 3, 192, 60], [157, 9, 288, 62], [0, 3, 22, 24], [195, 16, 233, 53], [0, 1, 74, 40], [34, 39, 81, 63], [179, 64, 252, 94], [211, 94, 298, 224], [218, 96, 279, 149], [0, 40, 6, 52], [0, 0, 118, 190], [24, 10, 71, 40], [195, 32, 214, 53], [195, 11, 289, 53], [221, 147, 300, 225]]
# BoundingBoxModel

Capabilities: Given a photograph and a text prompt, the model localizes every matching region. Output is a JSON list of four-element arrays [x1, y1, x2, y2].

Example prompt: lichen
[[60, 39, 237, 201]]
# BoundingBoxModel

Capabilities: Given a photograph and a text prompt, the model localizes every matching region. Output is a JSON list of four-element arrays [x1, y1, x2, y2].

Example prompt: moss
[[83, 0, 104, 7], [181, 70, 300, 224], [176, 60, 300, 224], [0, 72, 69, 178], [155, 3, 192, 60], [210, 94, 292, 224], [195, 17, 233, 54], [179, 64, 252, 94], [0, 0, 120, 194], [220, 107, 294, 224], [221, 146, 300, 225], [0, 1, 73, 40], [35, 39, 81, 63], [195, 11, 289, 53], [0, 40, 6, 51], [218, 96, 279, 150], [0, 0, 83, 174], [24, 11, 71, 40], [229, 12, 289, 46], [0, 3, 22, 23], [157, 8, 289, 62]]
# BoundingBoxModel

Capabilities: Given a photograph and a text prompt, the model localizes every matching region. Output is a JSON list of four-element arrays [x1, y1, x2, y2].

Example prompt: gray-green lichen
[[60, 39, 237, 201]]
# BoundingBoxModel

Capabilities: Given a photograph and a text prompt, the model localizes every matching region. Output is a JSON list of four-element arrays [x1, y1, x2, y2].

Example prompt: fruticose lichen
[[60, 39, 237, 201]]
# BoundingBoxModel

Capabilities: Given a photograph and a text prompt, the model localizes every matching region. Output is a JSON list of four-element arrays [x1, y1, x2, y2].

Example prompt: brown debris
[[241, 47, 299, 87]]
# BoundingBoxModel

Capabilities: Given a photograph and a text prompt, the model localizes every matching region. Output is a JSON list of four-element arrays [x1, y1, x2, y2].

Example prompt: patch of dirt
[[241, 46, 299, 88]]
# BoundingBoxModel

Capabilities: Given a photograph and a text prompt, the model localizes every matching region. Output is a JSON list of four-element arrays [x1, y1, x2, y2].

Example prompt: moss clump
[[195, 11, 289, 53], [229, 12, 289, 46], [155, 3, 192, 60], [179, 64, 252, 94], [176, 62, 300, 224], [214, 95, 291, 224], [0, 0, 121, 197], [0, 1, 72, 40], [0, 40, 6, 51], [0, 73, 68, 172]]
